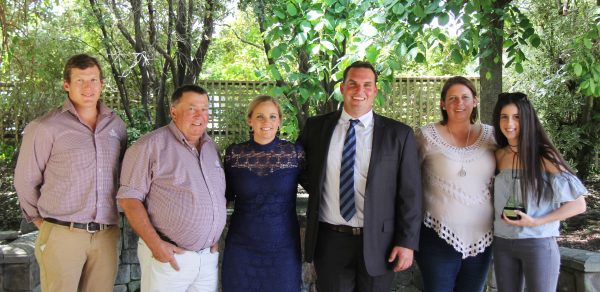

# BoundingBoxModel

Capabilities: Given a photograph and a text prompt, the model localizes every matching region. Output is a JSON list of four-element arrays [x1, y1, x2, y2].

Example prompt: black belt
[[320, 222, 363, 236], [158, 232, 178, 247], [44, 217, 114, 233]]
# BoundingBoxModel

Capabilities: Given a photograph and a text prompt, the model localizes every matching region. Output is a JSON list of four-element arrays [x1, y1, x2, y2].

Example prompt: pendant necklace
[[447, 124, 472, 177]]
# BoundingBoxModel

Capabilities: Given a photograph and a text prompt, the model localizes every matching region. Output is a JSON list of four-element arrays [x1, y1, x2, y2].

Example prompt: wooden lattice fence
[[197, 77, 480, 147], [0, 77, 480, 150]]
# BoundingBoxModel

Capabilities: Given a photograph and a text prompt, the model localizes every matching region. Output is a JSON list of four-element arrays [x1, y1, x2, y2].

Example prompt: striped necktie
[[340, 119, 359, 221]]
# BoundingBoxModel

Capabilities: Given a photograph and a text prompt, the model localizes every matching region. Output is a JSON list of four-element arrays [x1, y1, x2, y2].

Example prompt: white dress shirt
[[319, 110, 374, 227]]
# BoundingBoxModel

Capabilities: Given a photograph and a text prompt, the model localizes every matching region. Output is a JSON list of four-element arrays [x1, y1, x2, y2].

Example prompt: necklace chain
[[447, 124, 472, 177]]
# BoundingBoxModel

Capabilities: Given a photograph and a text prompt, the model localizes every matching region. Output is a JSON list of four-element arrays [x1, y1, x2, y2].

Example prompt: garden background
[[0, 0, 598, 249]]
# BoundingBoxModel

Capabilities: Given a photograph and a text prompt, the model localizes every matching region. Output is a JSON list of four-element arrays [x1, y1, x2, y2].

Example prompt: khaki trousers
[[35, 221, 120, 292]]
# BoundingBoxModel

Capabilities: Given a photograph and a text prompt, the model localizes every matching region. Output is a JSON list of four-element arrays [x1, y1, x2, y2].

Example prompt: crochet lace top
[[416, 123, 496, 258]]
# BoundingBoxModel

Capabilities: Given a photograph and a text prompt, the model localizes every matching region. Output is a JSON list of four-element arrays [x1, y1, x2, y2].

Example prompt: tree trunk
[[479, 1, 511, 124], [574, 95, 598, 179], [185, 0, 215, 84], [89, 0, 135, 126], [131, 0, 153, 124]]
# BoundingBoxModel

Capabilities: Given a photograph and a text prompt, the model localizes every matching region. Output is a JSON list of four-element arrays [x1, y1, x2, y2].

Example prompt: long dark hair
[[492, 92, 574, 204]]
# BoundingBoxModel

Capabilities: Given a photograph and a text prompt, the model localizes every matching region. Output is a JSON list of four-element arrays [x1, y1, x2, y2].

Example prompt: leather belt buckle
[[351, 227, 361, 236], [86, 222, 99, 233]]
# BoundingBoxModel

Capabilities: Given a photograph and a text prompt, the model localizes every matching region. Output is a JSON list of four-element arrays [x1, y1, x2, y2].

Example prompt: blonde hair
[[247, 95, 283, 119]]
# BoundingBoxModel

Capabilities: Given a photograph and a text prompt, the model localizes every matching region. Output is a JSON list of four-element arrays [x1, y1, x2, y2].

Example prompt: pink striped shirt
[[117, 122, 227, 252], [14, 99, 127, 225]]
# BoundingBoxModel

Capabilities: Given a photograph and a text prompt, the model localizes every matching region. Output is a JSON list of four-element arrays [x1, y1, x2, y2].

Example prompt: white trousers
[[138, 239, 219, 292]]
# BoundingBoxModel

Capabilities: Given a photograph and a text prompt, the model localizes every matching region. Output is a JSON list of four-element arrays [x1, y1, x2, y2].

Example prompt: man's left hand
[[388, 246, 414, 272], [210, 242, 219, 253]]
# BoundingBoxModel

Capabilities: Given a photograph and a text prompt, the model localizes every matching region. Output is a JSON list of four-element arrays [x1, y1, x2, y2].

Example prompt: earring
[[248, 127, 254, 140], [442, 107, 446, 110]]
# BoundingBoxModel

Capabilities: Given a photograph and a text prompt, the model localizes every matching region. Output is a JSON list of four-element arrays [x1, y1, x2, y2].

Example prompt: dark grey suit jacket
[[298, 110, 423, 276]]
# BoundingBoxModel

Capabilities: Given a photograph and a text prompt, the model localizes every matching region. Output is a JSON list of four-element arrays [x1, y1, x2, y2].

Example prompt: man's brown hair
[[63, 54, 104, 83]]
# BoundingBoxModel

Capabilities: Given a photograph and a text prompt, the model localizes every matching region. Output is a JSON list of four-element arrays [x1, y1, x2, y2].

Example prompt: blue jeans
[[415, 225, 492, 292]]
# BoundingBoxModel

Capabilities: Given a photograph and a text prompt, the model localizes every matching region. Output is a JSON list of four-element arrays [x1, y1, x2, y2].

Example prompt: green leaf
[[307, 10, 322, 21], [271, 86, 285, 96], [271, 46, 282, 59], [437, 33, 447, 42], [438, 14, 449, 26], [584, 38, 593, 49], [294, 32, 307, 46], [392, 3, 405, 15], [451, 49, 463, 63], [372, 14, 386, 24], [360, 23, 377, 37], [389, 60, 401, 70], [415, 52, 426, 63], [270, 65, 282, 80], [485, 72, 492, 80], [366, 45, 380, 63], [311, 44, 321, 55], [529, 35, 541, 48], [413, 5, 425, 18], [580, 79, 590, 90], [503, 39, 514, 48], [299, 88, 311, 101], [522, 27, 535, 39], [274, 10, 285, 19], [287, 3, 298, 16], [515, 63, 524, 73], [573, 63, 583, 77], [315, 21, 325, 32], [321, 40, 335, 51]]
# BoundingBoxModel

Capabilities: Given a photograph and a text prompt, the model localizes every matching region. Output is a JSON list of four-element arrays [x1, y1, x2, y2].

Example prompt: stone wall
[[2, 219, 599, 292], [0, 231, 39, 292], [557, 247, 600, 291]]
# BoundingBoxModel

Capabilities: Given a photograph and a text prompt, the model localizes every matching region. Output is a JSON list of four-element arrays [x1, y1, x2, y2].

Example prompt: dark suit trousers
[[314, 226, 395, 292]]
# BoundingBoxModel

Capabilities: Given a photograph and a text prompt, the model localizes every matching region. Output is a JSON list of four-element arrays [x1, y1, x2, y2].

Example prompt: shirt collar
[[167, 120, 208, 148], [60, 98, 113, 117], [339, 109, 373, 128]]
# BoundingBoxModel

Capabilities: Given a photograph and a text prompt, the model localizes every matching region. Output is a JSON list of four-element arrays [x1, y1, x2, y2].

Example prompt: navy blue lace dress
[[221, 138, 304, 292]]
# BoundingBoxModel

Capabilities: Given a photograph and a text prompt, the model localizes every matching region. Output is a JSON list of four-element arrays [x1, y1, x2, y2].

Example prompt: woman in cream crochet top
[[415, 76, 496, 292]]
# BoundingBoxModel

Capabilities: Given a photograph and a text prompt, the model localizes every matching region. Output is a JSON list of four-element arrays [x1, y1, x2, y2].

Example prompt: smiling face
[[248, 101, 281, 145], [441, 84, 478, 123], [499, 103, 520, 146], [170, 91, 209, 144], [63, 66, 104, 111], [340, 67, 378, 118]]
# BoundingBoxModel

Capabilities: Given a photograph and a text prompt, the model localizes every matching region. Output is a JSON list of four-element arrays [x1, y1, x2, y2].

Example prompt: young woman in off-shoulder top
[[492, 92, 587, 292]]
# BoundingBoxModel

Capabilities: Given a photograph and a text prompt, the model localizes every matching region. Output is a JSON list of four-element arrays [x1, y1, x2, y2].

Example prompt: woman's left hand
[[501, 211, 538, 227]]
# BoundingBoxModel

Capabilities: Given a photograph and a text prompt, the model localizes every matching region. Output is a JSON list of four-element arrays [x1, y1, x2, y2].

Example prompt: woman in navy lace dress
[[221, 95, 304, 292]]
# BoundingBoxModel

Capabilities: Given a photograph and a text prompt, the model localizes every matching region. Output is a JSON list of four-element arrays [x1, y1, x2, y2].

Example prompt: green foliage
[[505, 0, 600, 179], [212, 104, 248, 153], [0, 144, 20, 231], [120, 106, 156, 145], [201, 9, 269, 80], [569, 8, 600, 97], [251, 0, 540, 123]]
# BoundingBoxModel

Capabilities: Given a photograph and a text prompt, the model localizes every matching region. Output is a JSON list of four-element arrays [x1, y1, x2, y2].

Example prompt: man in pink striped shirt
[[117, 84, 226, 292], [14, 54, 127, 292]]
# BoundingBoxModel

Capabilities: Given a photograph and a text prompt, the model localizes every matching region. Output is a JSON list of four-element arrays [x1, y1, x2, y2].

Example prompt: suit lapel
[[318, 111, 342, 187], [367, 113, 385, 176]]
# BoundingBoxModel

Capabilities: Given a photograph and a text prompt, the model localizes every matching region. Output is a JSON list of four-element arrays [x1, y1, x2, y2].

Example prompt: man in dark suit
[[298, 61, 423, 291]]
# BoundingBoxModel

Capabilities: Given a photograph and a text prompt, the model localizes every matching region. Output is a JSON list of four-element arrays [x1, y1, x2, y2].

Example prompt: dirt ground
[[557, 177, 600, 252]]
